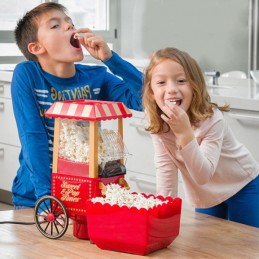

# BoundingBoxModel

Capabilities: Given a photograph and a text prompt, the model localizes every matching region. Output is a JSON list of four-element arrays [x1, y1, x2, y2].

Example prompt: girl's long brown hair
[[142, 47, 229, 134]]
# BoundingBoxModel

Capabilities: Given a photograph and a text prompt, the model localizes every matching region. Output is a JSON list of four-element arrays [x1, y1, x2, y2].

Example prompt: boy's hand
[[75, 28, 112, 61]]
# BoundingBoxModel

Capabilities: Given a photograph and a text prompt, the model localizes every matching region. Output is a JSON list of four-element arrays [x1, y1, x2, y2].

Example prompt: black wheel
[[34, 195, 69, 239]]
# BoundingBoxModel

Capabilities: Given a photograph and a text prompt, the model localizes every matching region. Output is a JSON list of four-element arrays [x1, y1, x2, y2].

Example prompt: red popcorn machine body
[[34, 100, 132, 239], [33, 99, 182, 256]]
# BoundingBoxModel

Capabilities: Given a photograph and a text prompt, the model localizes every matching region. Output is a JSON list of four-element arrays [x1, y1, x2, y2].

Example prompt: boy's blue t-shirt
[[11, 52, 143, 207]]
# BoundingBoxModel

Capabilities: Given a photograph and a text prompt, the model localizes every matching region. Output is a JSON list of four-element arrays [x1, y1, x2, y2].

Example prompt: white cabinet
[[225, 109, 259, 162], [0, 71, 20, 200], [123, 111, 156, 194], [0, 97, 20, 146], [0, 144, 20, 191], [210, 80, 259, 163], [123, 110, 190, 209], [101, 112, 156, 194]]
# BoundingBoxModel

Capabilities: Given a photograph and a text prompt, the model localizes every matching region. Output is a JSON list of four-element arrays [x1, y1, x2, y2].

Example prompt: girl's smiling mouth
[[165, 98, 182, 107]]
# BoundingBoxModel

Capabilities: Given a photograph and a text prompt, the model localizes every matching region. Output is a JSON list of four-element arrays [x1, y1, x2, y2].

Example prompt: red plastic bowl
[[86, 195, 182, 255]]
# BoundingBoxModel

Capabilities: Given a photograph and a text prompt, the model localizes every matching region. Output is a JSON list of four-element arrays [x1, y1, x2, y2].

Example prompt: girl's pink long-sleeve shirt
[[151, 108, 259, 208]]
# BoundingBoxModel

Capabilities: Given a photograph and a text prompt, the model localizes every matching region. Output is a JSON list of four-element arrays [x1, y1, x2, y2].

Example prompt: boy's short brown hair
[[14, 2, 67, 61]]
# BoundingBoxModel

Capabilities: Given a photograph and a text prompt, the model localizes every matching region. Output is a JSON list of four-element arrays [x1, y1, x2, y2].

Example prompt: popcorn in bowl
[[91, 183, 168, 209], [86, 184, 182, 255]]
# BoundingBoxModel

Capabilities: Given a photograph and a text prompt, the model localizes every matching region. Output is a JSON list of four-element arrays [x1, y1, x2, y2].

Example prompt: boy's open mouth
[[70, 34, 80, 48]]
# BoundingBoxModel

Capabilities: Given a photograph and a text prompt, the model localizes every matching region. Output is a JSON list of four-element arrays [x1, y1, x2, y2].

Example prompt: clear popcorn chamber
[[33, 100, 182, 256]]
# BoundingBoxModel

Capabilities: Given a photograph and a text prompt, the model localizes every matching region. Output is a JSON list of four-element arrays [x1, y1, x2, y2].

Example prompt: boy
[[11, 2, 142, 208]]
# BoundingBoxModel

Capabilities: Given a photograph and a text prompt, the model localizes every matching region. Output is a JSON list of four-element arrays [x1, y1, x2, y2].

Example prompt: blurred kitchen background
[[0, 0, 259, 75], [1, 0, 259, 209]]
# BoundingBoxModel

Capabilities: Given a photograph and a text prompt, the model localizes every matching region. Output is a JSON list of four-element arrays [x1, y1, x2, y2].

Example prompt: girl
[[143, 47, 259, 227]]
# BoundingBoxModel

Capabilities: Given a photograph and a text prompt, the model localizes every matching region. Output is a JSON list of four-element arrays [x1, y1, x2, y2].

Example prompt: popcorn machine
[[34, 100, 131, 239], [33, 100, 182, 256]]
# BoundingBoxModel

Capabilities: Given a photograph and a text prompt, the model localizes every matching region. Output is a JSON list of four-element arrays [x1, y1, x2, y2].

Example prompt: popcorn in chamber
[[58, 119, 129, 163]]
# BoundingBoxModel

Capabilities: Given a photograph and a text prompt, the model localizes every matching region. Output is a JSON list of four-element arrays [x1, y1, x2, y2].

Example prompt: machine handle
[[0, 84, 4, 94], [0, 102, 4, 111], [99, 182, 106, 196], [99, 178, 130, 196], [129, 121, 149, 135], [253, 0, 259, 69], [129, 121, 146, 129], [0, 148, 4, 158], [228, 113, 259, 123], [128, 175, 156, 185], [119, 177, 130, 189]]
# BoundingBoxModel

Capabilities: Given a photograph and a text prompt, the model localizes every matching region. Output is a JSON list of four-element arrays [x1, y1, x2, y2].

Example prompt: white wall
[[120, 0, 253, 74]]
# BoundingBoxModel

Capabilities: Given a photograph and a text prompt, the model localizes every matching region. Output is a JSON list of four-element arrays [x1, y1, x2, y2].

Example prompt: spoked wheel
[[34, 195, 69, 239]]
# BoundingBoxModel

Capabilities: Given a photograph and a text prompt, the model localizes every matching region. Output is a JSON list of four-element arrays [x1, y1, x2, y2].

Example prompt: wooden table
[[0, 208, 258, 258]]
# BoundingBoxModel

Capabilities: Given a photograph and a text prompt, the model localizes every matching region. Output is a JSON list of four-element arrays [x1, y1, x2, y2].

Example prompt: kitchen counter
[[0, 208, 258, 258], [1, 68, 259, 111], [208, 77, 259, 111]]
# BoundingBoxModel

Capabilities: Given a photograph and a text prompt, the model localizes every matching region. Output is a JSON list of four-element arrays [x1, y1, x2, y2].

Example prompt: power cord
[[0, 221, 35, 225]]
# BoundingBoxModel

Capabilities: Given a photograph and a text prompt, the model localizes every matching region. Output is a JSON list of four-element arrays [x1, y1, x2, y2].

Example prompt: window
[[59, 0, 109, 30], [58, 0, 120, 62], [0, 0, 41, 64], [0, 0, 119, 65]]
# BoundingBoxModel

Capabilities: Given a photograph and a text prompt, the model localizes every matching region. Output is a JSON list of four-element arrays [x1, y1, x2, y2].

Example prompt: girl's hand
[[161, 105, 195, 148], [74, 28, 112, 61]]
